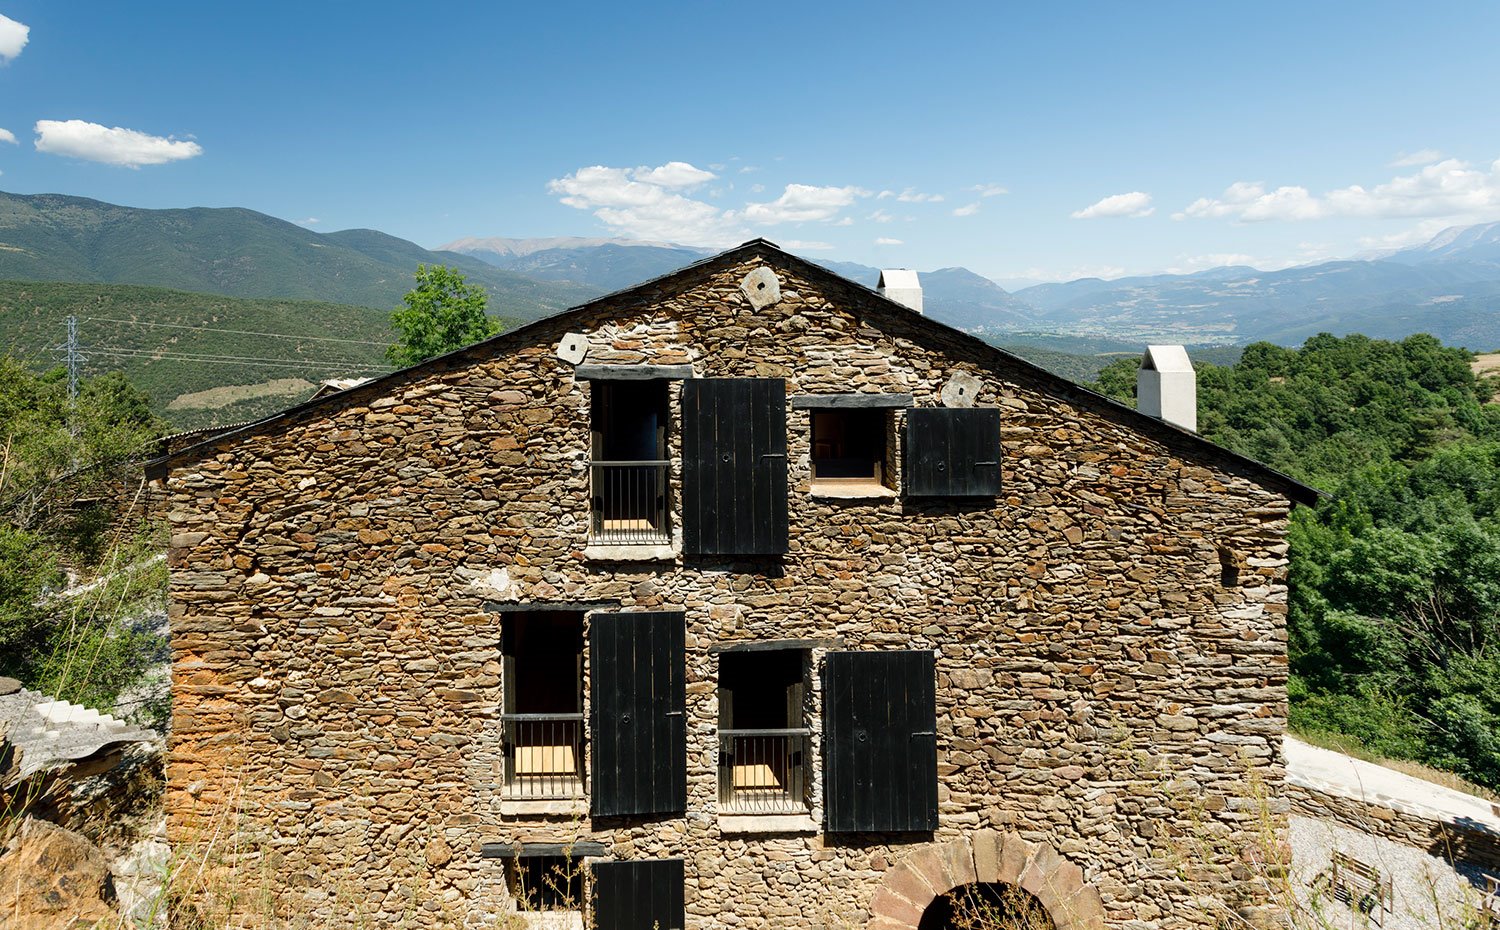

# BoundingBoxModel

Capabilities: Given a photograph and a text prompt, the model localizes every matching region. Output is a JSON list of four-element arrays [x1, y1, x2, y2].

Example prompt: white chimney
[[878, 269, 923, 314], [1137, 345, 1197, 432]]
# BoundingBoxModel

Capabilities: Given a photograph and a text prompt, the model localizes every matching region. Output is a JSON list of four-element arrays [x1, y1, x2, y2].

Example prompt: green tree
[[386, 264, 501, 367]]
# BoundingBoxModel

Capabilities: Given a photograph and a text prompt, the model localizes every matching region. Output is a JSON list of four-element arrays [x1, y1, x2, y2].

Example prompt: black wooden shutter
[[590, 612, 686, 817], [682, 378, 788, 556], [822, 650, 938, 833], [592, 859, 685, 930], [903, 407, 1001, 497]]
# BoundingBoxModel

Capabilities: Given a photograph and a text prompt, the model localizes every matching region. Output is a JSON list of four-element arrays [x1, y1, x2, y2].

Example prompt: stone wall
[[1289, 779, 1500, 872], [165, 248, 1295, 929]]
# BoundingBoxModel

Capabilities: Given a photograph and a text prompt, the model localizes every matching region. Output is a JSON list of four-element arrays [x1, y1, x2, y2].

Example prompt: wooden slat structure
[[592, 859, 685, 930], [822, 649, 939, 833], [589, 611, 686, 818], [903, 407, 1002, 497], [1314, 851, 1393, 924], [681, 378, 788, 555]]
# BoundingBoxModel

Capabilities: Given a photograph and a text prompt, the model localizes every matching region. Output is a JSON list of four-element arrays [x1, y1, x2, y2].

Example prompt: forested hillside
[[1091, 334, 1500, 787]]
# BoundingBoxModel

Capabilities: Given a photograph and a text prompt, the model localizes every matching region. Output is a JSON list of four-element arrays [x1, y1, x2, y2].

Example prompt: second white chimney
[[1137, 345, 1197, 433], [878, 269, 923, 314]]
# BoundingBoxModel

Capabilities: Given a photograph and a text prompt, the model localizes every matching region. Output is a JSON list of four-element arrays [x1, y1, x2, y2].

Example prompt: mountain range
[[3, 189, 1499, 351], [0, 192, 594, 317]]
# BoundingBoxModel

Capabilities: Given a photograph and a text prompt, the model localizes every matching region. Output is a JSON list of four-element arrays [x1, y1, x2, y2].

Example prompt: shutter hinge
[[761, 453, 786, 459], [664, 711, 684, 717], [910, 731, 936, 738], [974, 461, 998, 466]]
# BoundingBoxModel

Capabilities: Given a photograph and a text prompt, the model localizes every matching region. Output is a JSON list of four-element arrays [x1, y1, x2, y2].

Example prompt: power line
[[81, 316, 393, 347]]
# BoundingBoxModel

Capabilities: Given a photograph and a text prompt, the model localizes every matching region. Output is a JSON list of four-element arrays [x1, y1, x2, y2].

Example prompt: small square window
[[811, 409, 892, 496], [507, 855, 585, 911]]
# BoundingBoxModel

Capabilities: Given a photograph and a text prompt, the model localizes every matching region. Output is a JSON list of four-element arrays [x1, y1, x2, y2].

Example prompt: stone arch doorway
[[917, 881, 1056, 930], [866, 830, 1104, 930]]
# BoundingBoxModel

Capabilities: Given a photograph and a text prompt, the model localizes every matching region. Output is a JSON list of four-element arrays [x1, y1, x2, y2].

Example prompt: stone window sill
[[810, 481, 898, 500], [500, 797, 589, 818], [582, 543, 677, 562], [718, 812, 819, 835]]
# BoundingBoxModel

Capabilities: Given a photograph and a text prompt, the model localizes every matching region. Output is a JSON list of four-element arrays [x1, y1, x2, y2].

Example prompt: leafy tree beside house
[[386, 264, 502, 367]]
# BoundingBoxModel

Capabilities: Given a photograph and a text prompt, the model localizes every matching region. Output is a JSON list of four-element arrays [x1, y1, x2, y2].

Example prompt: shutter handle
[[936, 462, 946, 472], [721, 453, 731, 463]]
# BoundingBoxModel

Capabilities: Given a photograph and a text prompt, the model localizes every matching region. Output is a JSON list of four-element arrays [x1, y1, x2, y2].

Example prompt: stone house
[[155, 240, 1316, 930]]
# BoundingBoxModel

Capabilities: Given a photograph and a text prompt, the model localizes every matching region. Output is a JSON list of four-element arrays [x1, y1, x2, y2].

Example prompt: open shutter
[[592, 859, 685, 930], [903, 407, 1001, 497], [682, 378, 788, 555], [822, 650, 938, 833], [590, 612, 686, 817]]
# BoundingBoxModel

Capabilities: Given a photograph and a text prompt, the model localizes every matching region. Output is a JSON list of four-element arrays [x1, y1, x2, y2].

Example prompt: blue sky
[[2, 1, 1499, 284]]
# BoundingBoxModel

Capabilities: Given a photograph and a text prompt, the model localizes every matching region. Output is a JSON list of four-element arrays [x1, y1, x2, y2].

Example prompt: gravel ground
[[1290, 814, 1495, 929]]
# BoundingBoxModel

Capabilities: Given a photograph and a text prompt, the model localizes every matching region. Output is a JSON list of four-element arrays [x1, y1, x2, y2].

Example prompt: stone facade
[[163, 242, 1307, 929]]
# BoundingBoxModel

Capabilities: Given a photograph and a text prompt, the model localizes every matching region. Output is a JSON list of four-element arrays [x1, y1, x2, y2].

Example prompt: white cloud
[[1355, 219, 1455, 252], [833, 217, 854, 226], [868, 209, 894, 223], [549, 164, 742, 244], [1008, 264, 1128, 282], [741, 184, 870, 224], [1391, 149, 1443, 168], [0, 128, 15, 145], [952, 202, 980, 217], [1072, 191, 1154, 219], [549, 163, 870, 245], [629, 161, 717, 189], [875, 237, 903, 246], [34, 119, 203, 168], [780, 239, 835, 251], [1162, 253, 1259, 274], [895, 187, 943, 203], [0, 14, 29, 64], [969, 183, 1008, 198], [1176, 158, 1500, 222], [297, 217, 320, 226], [877, 190, 894, 199]]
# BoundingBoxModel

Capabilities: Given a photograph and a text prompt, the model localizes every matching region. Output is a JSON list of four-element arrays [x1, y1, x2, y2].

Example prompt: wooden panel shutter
[[822, 650, 939, 833], [592, 859, 685, 930], [681, 378, 788, 555], [902, 407, 1002, 497], [589, 612, 686, 817]]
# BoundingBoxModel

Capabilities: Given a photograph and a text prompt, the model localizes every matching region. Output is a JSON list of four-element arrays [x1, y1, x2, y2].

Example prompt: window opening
[[502, 612, 585, 798], [811, 408, 890, 493], [507, 854, 586, 912], [1218, 547, 1241, 588], [717, 649, 809, 813], [590, 381, 670, 545]]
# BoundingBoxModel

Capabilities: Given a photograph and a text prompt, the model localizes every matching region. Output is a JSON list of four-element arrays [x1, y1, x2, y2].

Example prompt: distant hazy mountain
[[1383, 221, 1500, 267], [0, 192, 594, 318], [446, 238, 713, 292], [1012, 224, 1500, 349]]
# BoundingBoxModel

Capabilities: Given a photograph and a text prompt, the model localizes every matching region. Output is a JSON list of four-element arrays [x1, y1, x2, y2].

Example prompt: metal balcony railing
[[590, 460, 669, 545], [718, 728, 810, 814], [502, 713, 585, 799]]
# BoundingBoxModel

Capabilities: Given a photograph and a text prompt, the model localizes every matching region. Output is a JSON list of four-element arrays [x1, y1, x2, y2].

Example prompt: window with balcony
[[590, 380, 670, 545], [502, 611, 584, 799], [717, 649, 809, 814]]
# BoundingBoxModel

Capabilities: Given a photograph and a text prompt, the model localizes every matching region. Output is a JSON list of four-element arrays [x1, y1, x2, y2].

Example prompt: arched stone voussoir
[[865, 832, 1104, 930]]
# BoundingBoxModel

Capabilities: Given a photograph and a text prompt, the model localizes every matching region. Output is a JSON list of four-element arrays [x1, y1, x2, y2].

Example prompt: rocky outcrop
[[0, 816, 117, 929]]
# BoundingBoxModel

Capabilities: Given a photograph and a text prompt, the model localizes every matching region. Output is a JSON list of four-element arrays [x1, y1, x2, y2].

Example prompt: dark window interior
[[719, 649, 804, 729], [502, 612, 583, 714], [592, 380, 668, 461], [812, 409, 886, 482], [507, 855, 584, 911]]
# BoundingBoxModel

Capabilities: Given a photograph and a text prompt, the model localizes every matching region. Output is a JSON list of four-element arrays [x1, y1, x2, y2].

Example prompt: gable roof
[[149, 239, 1320, 505]]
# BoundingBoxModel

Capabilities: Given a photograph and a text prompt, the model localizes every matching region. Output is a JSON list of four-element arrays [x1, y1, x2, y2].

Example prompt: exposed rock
[[0, 816, 117, 929]]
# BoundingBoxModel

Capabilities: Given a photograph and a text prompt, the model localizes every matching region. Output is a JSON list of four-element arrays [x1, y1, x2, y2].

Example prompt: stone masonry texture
[[164, 244, 1296, 929]]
